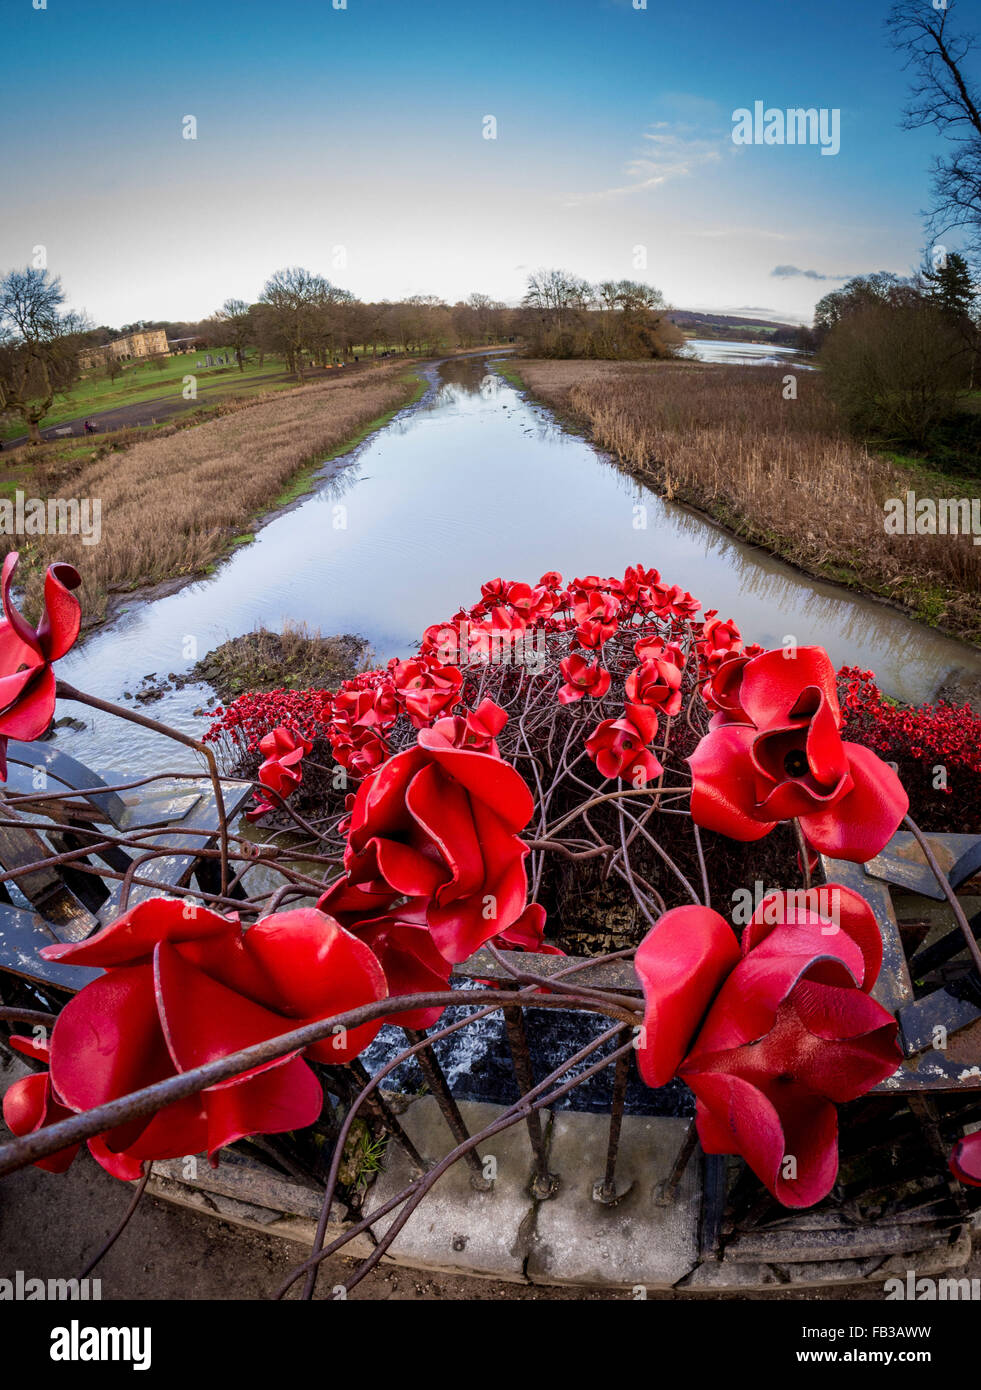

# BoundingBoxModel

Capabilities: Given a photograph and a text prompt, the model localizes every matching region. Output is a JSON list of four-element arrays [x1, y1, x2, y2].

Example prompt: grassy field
[[0, 349, 302, 441], [6, 361, 427, 626], [505, 358, 981, 646]]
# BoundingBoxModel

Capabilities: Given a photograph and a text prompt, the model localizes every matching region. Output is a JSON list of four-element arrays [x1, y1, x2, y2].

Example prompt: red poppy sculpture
[[557, 653, 611, 705], [949, 1132, 981, 1188], [0, 552, 82, 776], [636, 886, 901, 1207], [319, 736, 535, 965], [688, 646, 908, 862], [585, 703, 663, 784], [2, 898, 387, 1178], [247, 725, 313, 820]]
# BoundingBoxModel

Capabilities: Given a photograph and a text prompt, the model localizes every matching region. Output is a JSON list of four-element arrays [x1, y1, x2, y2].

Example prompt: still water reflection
[[55, 354, 981, 775]]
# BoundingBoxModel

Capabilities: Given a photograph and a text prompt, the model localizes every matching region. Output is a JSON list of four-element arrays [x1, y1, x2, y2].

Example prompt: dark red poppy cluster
[[208, 565, 708, 809], [3, 898, 388, 1178], [635, 886, 902, 1206], [839, 665, 981, 834], [0, 552, 82, 777]]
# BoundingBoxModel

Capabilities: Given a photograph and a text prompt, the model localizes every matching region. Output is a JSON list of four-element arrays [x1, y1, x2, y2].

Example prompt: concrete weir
[[146, 1096, 976, 1293]]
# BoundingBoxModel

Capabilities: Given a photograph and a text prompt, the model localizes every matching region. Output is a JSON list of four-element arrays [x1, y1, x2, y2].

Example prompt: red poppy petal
[[743, 885, 883, 992], [202, 1055, 323, 1157], [785, 980, 900, 1100], [635, 906, 741, 1088], [153, 942, 303, 1082], [358, 922, 451, 1029], [87, 1136, 148, 1181], [0, 552, 43, 657], [371, 833, 449, 898], [0, 664, 55, 741], [406, 763, 484, 899], [2, 1072, 80, 1174], [37, 563, 82, 662], [42, 896, 237, 967], [242, 909, 387, 1063], [686, 1071, 840, 1208], [688, 941, 864, 1056], [798, 743, 909, 863], [950, 1132, 981, 1187], [739, 647, 841, 731], [416, 745, 534, 833], [50, 965, 175, 1112], [688, 724, 777, 842]]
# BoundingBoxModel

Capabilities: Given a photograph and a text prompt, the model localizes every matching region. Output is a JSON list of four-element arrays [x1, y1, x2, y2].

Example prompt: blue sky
[[0, 0, 962, 325]]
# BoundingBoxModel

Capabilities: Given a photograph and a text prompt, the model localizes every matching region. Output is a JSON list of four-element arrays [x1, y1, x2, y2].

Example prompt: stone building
[[78, 328, 170, 372]]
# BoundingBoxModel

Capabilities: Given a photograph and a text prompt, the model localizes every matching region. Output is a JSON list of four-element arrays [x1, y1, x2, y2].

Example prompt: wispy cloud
[[692, 226, 791, 242], [770, 264, 851, 281], [566, 123, 723, 205]]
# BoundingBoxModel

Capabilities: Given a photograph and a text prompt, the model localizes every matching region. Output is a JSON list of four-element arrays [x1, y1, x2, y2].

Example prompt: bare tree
[[212, 298, 254, 371], [888, 0, 981, 249], [0, 267, 85, 446], [257, 268, 351, 380]]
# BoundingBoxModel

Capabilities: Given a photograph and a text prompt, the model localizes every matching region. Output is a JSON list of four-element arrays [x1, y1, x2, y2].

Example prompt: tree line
[[0, 264, 679, 445]]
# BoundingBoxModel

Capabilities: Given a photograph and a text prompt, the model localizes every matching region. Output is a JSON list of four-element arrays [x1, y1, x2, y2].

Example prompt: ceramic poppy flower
[[633, 634, 685, 668], [418, 698, 508, 755], [322, 740, 535, 964], [468, 606, 528, 663], [245, 726, 313, 821], [625, 658, 683, 716], [655, 585, 701, 621], [680, 889, 899, 1208], [480, 577, 509, 605], [506, 581, 554, 623], [392, 659, 463, 727], [573, 590, 621, 649], [949, 1132, 981, 1187], [329, 724, 390, 780], [687, 646, 908, 862], [492, 902, 563, 955], [635, 888, 899, 1207], [700, 612, 743, 659], [557, 653, 611, 704], [585, 703, 663, 784], [621, 563, 662, 611], [0, 552, 82, 774], [700, 652, 753, 720], [12, 898, 388, 1179]]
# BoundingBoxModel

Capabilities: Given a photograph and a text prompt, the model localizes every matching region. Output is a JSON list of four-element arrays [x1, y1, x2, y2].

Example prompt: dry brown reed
[[517, 359, 981, 643]]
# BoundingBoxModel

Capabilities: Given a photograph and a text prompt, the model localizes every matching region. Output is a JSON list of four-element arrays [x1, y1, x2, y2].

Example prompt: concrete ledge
[[78, 1092, 976, 1293], [527, 1113, 699, 1289], [362, 1098, 543, 1282]]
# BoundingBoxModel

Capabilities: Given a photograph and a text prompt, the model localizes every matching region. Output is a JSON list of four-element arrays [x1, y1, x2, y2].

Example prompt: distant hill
[[667, 309, 803, 344]]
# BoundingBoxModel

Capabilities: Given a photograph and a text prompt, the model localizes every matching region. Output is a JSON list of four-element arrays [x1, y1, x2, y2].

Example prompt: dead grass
[[515, 359, 981, 645], [6, 363, 424, 624], [190, 622, 373, 703]]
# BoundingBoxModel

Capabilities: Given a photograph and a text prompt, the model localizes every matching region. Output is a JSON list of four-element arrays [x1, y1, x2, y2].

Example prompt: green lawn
[[1, 349, 292, 441]]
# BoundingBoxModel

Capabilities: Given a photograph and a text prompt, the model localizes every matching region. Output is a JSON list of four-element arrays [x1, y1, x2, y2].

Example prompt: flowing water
[[54, 351, 981, 777]]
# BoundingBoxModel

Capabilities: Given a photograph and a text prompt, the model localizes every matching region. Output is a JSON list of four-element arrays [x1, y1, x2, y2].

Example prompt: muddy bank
[[190, 626, 372, 704]]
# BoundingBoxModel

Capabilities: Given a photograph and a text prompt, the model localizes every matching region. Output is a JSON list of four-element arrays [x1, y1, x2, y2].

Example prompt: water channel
[[54, 351, 981, 776]]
